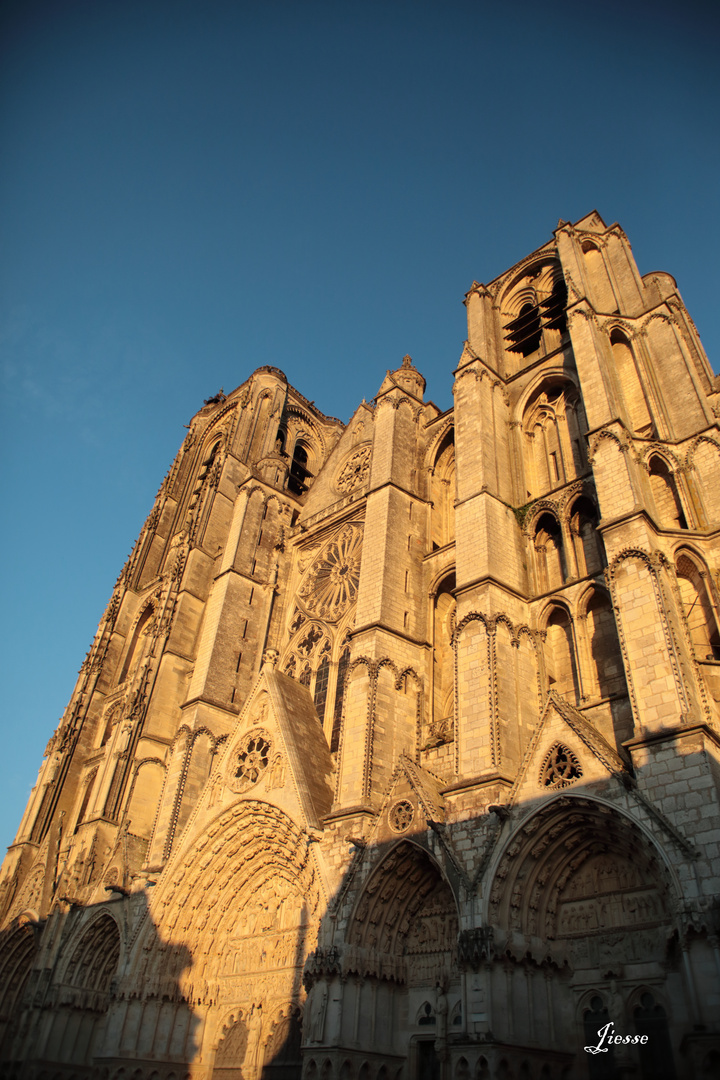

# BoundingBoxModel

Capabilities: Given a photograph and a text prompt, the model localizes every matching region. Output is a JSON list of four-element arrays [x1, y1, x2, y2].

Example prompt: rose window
[[336, 446, 372, 494], [389, 799, 414, 833], [540, 743, 582, 789], [233, 733, 271, 791], [299, 525, 363, 621]]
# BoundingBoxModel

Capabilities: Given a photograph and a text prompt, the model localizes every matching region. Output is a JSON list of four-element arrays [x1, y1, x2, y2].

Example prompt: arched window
[[648, 456, 688, 529], [676, 554, 720, 660], [633, 992, 676, 1080], [188, 440, 221, 513], [583, 995, 615, 1080], [299, 664, 312, 687], [545, 607, 579, 702], [288, 442, 310, 495], [569, 496, 603, 577], [118, 606, 154, 684], [610, 330, 653, 436], [582, 241, 616, 312], [534, 513, 566, 592], [74, 768, 99, 833], [99, 710, 115, 747], [433, 575, 456, 731], [313, 654, 330, 720], [585, 590, 626, 698], [430, 429, 455, 549], [522, 380, 587, 499], [505, 301, 542, 356], [541, 276, 568, 334], [330, 646, 350, 753]]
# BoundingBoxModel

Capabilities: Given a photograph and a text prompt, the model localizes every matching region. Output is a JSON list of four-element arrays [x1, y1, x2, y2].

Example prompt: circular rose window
[[388, 799, 414, 833], [230, 732, 271, 792]]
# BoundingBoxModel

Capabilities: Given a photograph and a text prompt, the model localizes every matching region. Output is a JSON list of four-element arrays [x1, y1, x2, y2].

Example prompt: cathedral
[[2, 211, 720, 1080]]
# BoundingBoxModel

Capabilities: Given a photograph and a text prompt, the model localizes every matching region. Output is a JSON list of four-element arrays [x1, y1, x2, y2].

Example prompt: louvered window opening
[[504, 280, 567, 356]]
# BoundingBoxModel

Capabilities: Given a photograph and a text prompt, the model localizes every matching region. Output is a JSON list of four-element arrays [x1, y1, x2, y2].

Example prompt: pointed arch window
[[545, 607, 579, 703], [610, 330, 653, 436], [313, 653, 330, 719], [676, 554, 720, 660], [633, 992, 676, 1080], [522, 380, 587, 499], [432, 574, 456, 734], [534, 513, 566, 592], [585, 589, 627, 698], [117, 606, 153, 684], [505, 301, 542, 356], [330, 646, 351, 753], [569, 496, 603, 577], [74, 767, 99, 833], [288, 442, 310, 495], [583, 996, 615, 1080], [648, 456, 688, 529]]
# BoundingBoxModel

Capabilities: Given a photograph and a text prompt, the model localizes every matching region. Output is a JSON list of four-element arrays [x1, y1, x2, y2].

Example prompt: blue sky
[[1, 0, 718, 852]]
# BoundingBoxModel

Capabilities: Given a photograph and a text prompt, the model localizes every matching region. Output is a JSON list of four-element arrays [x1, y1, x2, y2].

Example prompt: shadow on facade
[[2, 744, 719, 1080], [0, 889, 199, 1080]]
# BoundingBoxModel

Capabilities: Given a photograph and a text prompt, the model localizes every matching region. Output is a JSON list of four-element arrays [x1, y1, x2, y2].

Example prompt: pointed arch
[[347, 840, 458, 987], [583, 588, 627, 699], [543, 605, 579, 703], [610, 329, 653, 436], [648, 455, 688, 529], [675, 551, 720, 661]]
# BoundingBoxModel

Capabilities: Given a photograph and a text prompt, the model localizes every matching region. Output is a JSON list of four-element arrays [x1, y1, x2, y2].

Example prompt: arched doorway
[[345, 842, 459, 1078], [487, 798, 677, 1067]]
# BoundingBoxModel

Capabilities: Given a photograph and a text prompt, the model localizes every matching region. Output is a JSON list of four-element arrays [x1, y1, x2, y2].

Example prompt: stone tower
[[1, 212, 720, 1079]]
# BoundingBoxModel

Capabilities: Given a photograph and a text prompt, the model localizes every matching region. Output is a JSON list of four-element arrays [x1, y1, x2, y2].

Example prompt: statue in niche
[[307, 981, 328, 1042], [243, 1003, 264, 1080], [266, 754, 285, 791]]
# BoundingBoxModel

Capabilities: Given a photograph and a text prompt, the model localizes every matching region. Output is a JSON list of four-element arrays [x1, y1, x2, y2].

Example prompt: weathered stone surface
[[2, 214, 720, 1078]]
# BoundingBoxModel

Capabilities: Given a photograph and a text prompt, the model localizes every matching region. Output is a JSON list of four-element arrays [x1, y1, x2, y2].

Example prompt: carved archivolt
[[347, 841, 458, 987], [488, 798, 674, 967], [135, 801, 321, 1009]]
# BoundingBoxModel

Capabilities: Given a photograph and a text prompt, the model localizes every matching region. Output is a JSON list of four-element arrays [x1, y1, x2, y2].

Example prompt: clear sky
[[1, 0, 718, 852]]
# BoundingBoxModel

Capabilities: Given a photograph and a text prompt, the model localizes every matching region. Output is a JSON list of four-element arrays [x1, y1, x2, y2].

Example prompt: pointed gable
[[509, 691, 630, 808]]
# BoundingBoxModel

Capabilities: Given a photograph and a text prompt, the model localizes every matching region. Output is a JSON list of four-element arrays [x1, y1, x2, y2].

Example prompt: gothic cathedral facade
[[2, 212, 720, 1079]]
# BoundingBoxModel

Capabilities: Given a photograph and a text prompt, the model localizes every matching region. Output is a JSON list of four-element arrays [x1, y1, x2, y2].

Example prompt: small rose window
[[234, 734, 271, 791], [389, 799, 414, 833]]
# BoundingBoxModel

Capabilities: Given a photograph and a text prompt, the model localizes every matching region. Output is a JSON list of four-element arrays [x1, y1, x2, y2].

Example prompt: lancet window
[[676, 553, 720, 661], [610, 330, 654, 436], [522, 379, 587, 499], [117, 604, 154, 685], [648, 456, 688, 529], [430, 428, 456, 549], [284, 625, 351, 746], [432, 574, 456, 741], [330, 645, 351, 753], [584, 589, 627, 699], [534, 513, 566, 593], [544, 607, 579, 703], [569, 496, 604, 577]]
